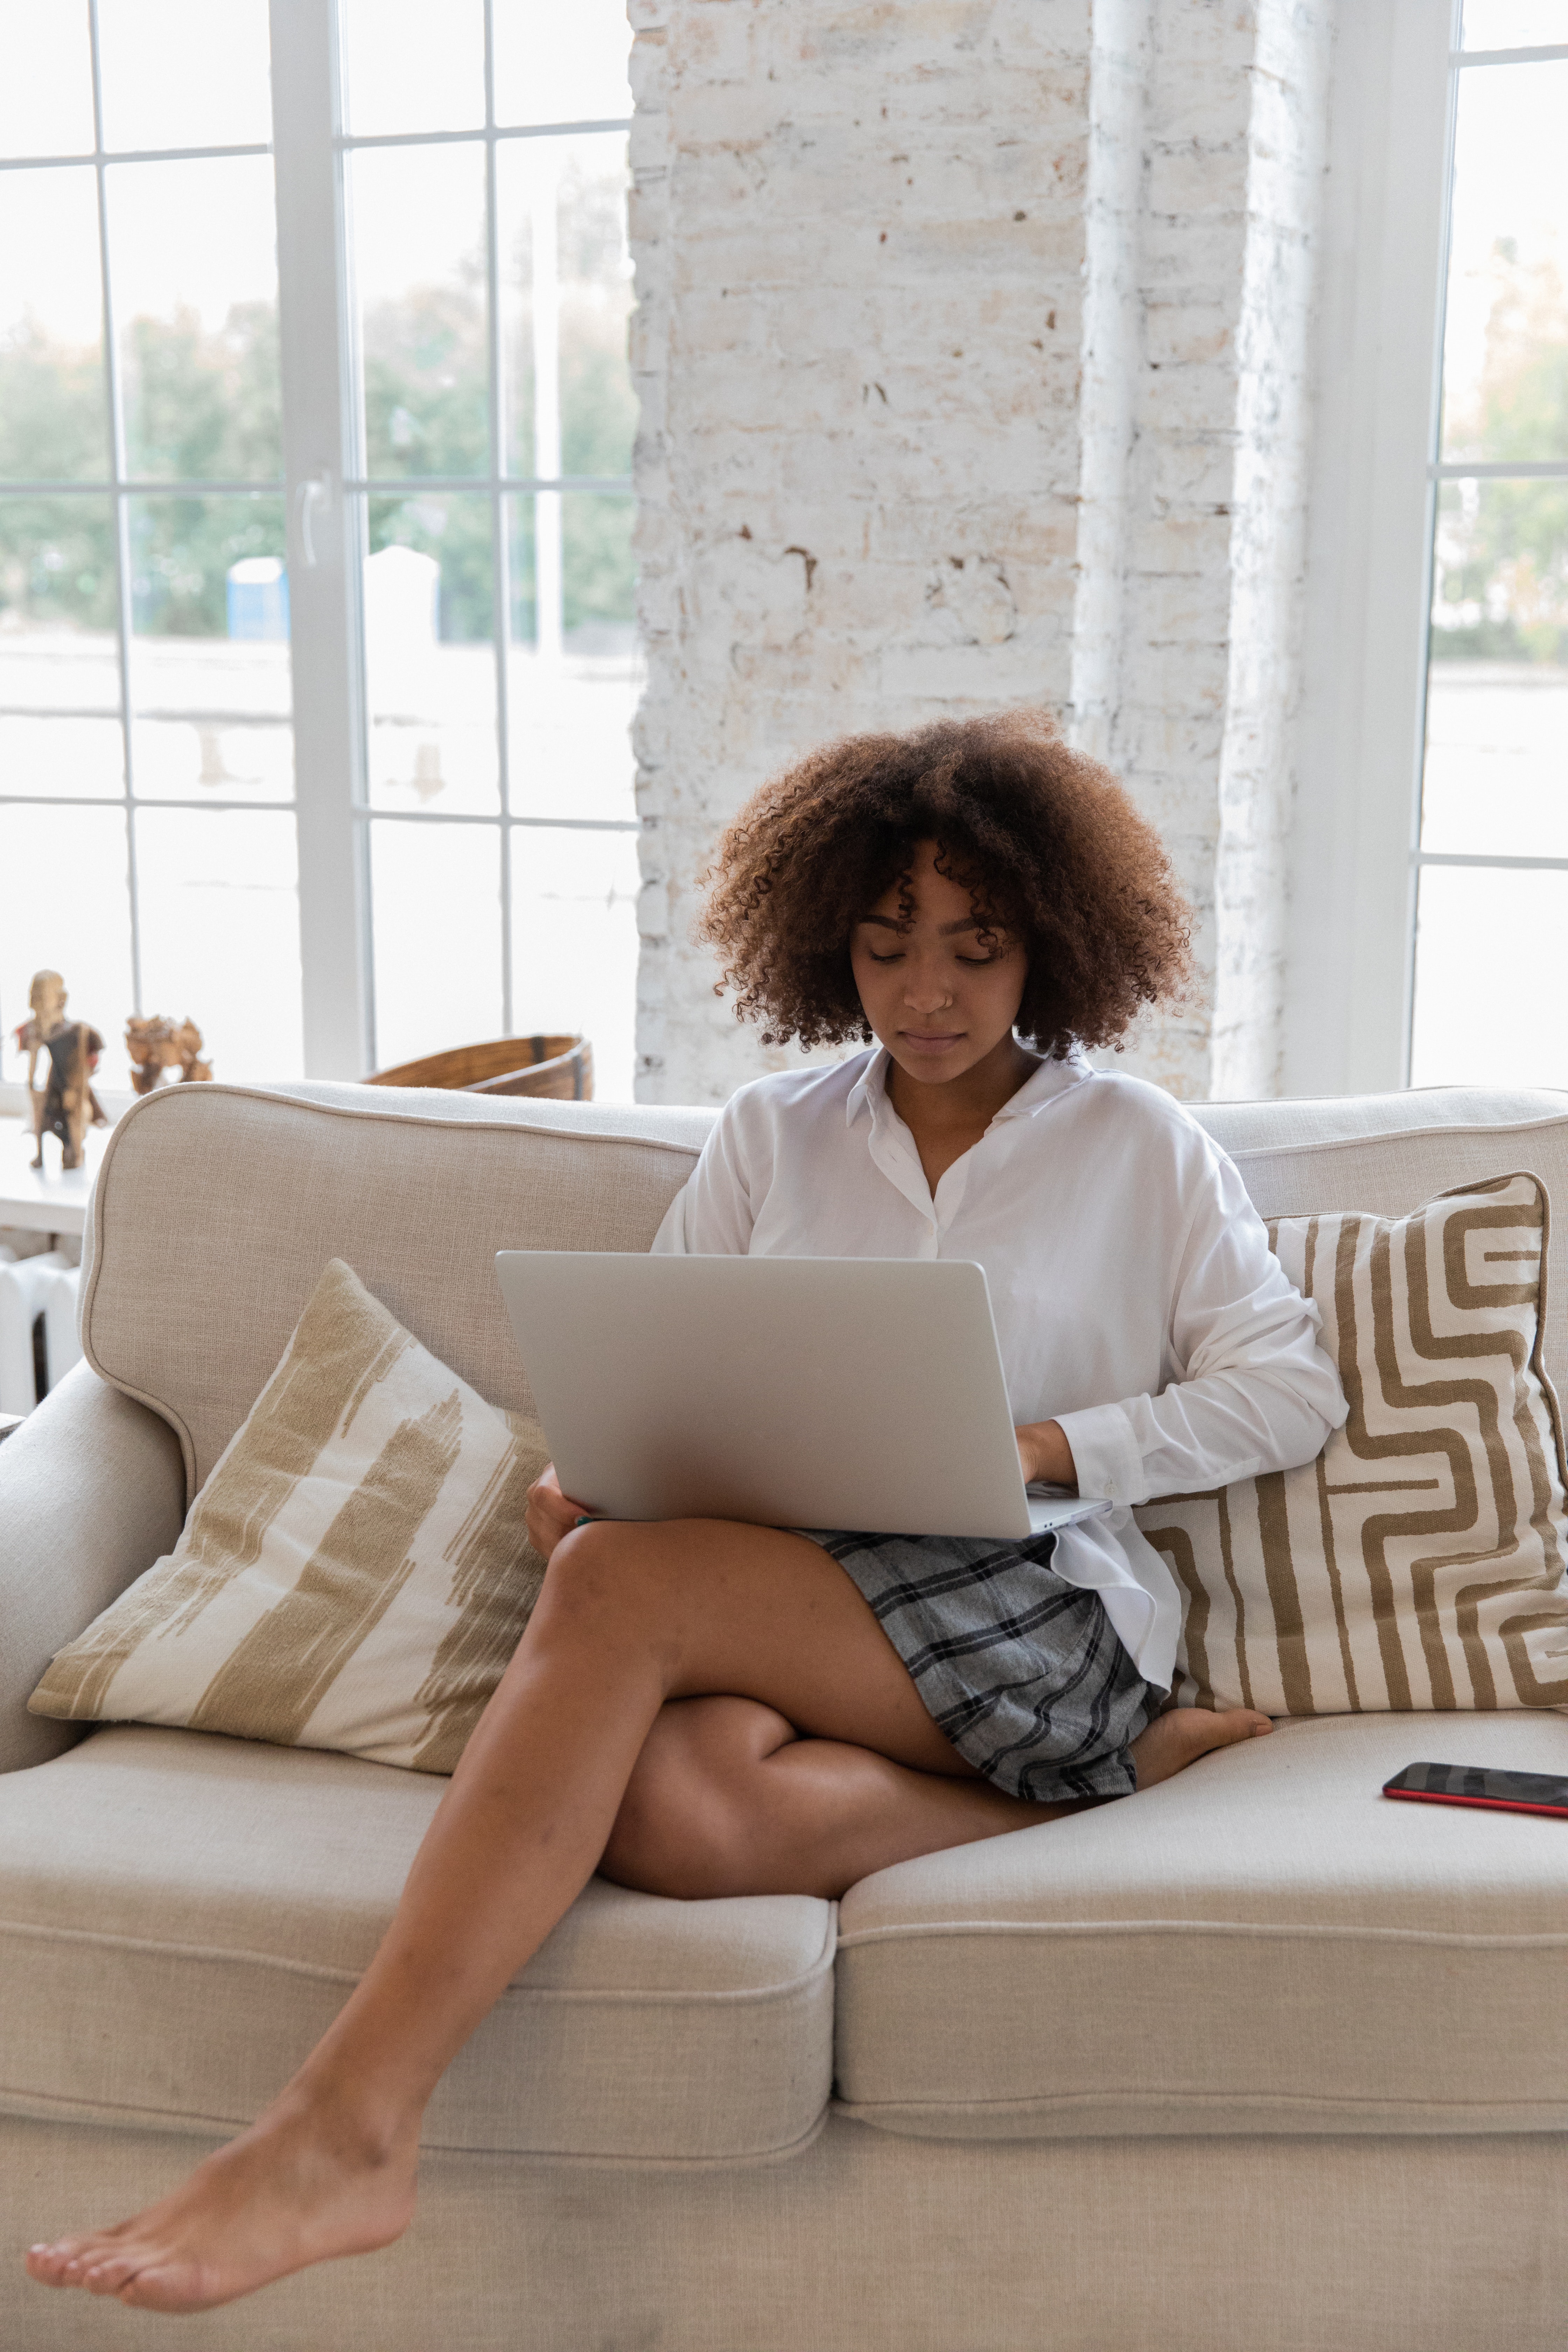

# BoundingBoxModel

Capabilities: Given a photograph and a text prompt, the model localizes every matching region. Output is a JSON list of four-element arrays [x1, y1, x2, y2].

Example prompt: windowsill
[[0, 1113, 113, 1240]]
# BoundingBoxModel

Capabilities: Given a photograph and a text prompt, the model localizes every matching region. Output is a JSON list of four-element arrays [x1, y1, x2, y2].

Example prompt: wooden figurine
[[12, 970, 107, 1172], [124, 1014, 214, 1094]]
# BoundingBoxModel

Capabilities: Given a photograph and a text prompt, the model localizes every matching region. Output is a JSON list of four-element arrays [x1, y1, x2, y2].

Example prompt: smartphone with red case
[[1383, 1761, 1568, 1819]]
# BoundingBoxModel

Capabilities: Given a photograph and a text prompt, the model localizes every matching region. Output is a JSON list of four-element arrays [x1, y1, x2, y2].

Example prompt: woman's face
[[849, 841, 1029, 1088]]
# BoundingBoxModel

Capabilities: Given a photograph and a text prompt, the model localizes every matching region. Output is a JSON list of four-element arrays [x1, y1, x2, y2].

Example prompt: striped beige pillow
[[30, 1258, 551, 1772], [1136, 1173, 1568, 1715]]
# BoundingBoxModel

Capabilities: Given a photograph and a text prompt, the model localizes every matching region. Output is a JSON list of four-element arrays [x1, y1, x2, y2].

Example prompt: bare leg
[[599, 1685, 1263, 1901], [27, 1520, 1267, 2311], [599, 1694, 1078, 1899]]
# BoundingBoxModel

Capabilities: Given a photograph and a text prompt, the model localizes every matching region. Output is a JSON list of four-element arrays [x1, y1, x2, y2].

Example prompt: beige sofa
[[4, 1077, 1568, 2351]]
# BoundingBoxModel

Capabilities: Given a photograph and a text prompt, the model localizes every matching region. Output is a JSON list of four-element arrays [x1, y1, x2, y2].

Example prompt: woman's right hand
[[525, 1463, 595, 1563]]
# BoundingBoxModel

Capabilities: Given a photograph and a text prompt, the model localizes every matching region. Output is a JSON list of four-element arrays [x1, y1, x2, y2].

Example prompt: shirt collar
[[844, 1042, 1094, 1128]]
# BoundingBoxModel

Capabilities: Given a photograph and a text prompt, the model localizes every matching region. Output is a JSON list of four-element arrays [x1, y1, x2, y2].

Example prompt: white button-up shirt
[[652, 1045, 1347, 1689]]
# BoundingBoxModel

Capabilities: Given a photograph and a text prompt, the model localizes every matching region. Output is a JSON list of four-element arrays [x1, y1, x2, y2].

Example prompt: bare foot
[[1129, 1703, 1272, 1791], [24, 2090, 417, 2313]]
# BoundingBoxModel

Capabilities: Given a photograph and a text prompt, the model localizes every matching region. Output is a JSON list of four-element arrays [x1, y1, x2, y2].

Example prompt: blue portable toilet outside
[[227, 557, 289, 640]]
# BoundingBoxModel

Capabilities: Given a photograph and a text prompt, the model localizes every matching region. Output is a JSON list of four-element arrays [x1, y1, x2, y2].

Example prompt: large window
[[0, 0, 639, 1099], [1409, 1, 1568, 1085]]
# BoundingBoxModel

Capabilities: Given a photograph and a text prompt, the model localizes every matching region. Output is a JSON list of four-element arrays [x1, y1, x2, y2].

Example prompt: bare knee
[[600, 1698, 794, 1900], [532, 1519, 677, 1649]]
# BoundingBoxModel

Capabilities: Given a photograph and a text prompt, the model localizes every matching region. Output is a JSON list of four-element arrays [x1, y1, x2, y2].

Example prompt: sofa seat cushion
[[0, 1727, 834, 2165], [835, 1709, 1568, 2141]]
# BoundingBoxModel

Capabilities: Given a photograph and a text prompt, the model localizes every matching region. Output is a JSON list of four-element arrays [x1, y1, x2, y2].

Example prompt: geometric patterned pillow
[[28, 1258, 551, 1772], [1136, 1173, 1568, 1714]]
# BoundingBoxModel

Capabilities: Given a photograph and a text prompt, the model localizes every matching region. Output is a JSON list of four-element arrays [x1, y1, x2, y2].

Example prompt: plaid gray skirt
[[798, 1526, 1163, 1804]]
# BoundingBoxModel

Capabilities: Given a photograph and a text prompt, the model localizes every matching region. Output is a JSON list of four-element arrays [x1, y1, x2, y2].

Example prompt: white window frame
[[0, 2, 293, 1118], [0, 0, 637, 1116], [271, 0, 636, 1079], [1286, 0, 1456, 1097], [1287, 0, 1568, 1097], [271, 0, 369, 1078]]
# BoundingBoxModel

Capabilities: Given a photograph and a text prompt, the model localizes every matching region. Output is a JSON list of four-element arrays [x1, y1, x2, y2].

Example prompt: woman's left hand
[[1016, 1419, 1078, 1491], [525, 1463, 596, 1562]]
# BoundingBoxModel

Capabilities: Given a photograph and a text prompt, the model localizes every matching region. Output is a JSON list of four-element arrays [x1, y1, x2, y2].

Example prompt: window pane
[[1440, 60, 1568, 463], [498, 133, 634, 484], [107, 157, 281, 482], [95, 0, 273, 154], [564, 489, 635, 637], [507, 489, 637, 654], [1461, 3, 1568, 46], [1430, 474, 1568, 672], [0, 493, 119, 710], [363, 492, 497, 815], [1410, 864, 1568, 1088], [509, 827, 640, 1104], [341, 0, 484, 138], [0, 493, 124, 790], [1423, 666, 1568, 859], [352, 146, 488, 481], [0, 1, 94, 159], [492, 0, 632, 128], [127, 492, 293, 801], [0, 168, 107, 482], [1424, 474, 1568, 856], [134, 806, 302, 1080], [370, 818, 503, 1068], [0, 801, 134, 1089], [505, 494, 637, 823], [0, 715, 123, 800]]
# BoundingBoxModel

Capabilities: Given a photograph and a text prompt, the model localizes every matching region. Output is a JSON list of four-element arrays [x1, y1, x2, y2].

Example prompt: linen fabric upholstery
[[30, 1258, 555, 1772], [833, 1707, 1568, 2142], [1133, 1174, 1568, 1715], [7, 1086, 1568, 2352], [2, 2124, 1565, 2352], [0, 1362, 185, 1773], [0, 1727, 834, 2164], [79, 1082, 712, 1494]]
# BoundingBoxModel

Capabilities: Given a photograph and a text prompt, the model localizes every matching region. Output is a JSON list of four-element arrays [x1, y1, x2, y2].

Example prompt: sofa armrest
[[0, 1360, 185, 1773]]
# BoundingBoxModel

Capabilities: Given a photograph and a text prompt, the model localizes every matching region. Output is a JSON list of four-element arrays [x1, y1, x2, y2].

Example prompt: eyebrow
[[859, 913, 989, 936]]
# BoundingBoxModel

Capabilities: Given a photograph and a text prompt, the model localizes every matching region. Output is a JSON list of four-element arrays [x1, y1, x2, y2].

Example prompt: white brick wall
[[630, 0, 1334, 1105]]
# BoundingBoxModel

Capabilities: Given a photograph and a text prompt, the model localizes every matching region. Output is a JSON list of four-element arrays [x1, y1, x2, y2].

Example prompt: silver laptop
[[495, 1252, 1110, 1542]]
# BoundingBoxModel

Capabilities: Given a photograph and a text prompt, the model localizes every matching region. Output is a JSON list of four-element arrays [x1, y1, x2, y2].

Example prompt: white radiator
[[0, 1255, 81, 1415]]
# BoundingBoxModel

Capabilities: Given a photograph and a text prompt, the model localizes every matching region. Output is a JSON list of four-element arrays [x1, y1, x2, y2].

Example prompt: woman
[[27, 709, 1346, 2313]]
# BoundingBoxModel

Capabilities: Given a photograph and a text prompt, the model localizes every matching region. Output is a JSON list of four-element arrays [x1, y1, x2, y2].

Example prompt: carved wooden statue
[[12, 970, 107, 1172], [125, 1014, 214, 1094]]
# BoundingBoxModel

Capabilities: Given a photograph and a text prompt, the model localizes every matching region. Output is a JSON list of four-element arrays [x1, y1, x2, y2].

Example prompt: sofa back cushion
[[83, 1077, 1568, 1515], [81, 1082, 713, 1494]]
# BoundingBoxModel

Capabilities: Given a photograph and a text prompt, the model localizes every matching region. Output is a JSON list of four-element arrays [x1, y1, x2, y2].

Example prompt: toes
[[1212, 1708, 1270, 1746], [27, 2240, 96, 2286], [82, 2252, 145, 2296], [26, 2232, 142, 2292], [119, 2261, 215, 2314]]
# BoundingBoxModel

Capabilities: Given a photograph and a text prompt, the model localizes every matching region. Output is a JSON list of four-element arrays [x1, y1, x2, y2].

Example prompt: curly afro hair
[[698, 707, 1192, 1058]]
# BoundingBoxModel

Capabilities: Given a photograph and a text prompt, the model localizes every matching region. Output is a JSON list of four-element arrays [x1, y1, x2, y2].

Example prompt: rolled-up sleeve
[[1053, 1150, 1347, 1506]]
